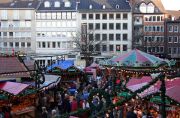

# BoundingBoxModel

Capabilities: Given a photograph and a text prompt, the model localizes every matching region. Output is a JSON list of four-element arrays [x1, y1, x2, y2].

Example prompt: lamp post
[[160, 74, 166, 118]]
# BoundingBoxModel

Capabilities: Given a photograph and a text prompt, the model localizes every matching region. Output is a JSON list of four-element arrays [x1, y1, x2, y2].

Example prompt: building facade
[[131, 0, 166, 58], [0, 0, 38, 55], [164, 11, 180, 66], [78, 0, 132, 58]]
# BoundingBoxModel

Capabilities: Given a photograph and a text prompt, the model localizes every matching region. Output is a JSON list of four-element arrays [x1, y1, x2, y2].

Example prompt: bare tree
[[73, 26, 102, 66], [133, 26, 164, 55]]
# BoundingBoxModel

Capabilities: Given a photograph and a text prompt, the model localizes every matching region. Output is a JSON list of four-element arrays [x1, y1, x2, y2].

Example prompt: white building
[[34, 0, 79, 66]]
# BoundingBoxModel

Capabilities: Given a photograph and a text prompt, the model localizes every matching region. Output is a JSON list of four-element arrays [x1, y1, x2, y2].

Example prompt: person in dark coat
[[126, 107, 137, 118]]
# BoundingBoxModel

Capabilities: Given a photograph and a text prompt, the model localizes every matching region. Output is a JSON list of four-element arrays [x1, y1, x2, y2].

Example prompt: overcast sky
[[162, 0, 180, 10]]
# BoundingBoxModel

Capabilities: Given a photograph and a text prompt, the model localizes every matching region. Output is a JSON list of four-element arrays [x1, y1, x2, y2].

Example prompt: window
[[123, 13, 128, 19], [174, 25, 178, 32], [57, 42, 61, 48], [116, 23, 121, 30], [168, 36, 173, 43], [62, 12, 66, 19], [173, 47, 177, 54], [102, 14, 107, 19], [25, 10, 31, 19], [89, 34, 93, 41], [116, 5, 119, 9], [57, 13, 61, 19], [96, 14, 100, 19], [27, 42, 31, 47], [89, 14, 93, 19], [64, 1, 71, 7], [160, 47, 164, 53], [72, 12, 76, 19], [102, 45, 107, 52], [3, 32, 7, 37], [1, 10, 7, 19], [21, 42, 25, 47], [9, 32, 13, 37], [168, 25, 173, 32], [109, 23, 114, 30], [109, 45, 114, 51], [102, 34, 107, 41], [116, 45, 121, 51], [102, 23, 107, 30], [52, 42, 56, 48], [44, 1, 50, 7], [139, 3, 146, 13], [46, 13, 51, 19], [89, 4, 92, 9], [3, 42, 7, 47], [67, 12, 71, 19], [116, 14, 121, 19], [42, 42, 46, 48], [109, 14, 114, 19], [153, 16, 156, 21], [88, 23, 93, 30], [102, 5, 106, 9], [13, 10, 19, 19], [95, 44, 100, 51], [54, 1, 60, 7], [109, 34, 114, 41], [147, 3, 154, 13], [15, 42, 19, 47], [174, 36, 178, 43], [157, 16, 160, 21], [95, 23, 100, 30], [123, 45, 127, 51], [82, 14, 86, 19], [9, 42, 13, 47], [123, 23, 128, 30], [95, 34, 100, 41], [123, 34, 128, 41], [116, 34, 121, 40]]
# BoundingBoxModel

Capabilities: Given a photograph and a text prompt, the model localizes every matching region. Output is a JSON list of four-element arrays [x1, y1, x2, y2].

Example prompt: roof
[[0, 82, 29, 95], [0, 56, 31, 78], [127, 77, 180, 103], [47, 60, 74, 71], [78, 0, 131, 12], [37, 0, 77, 11], [166, 10, 180, 20], [0, 0, 39, 9], [132, 0, 166, 14]]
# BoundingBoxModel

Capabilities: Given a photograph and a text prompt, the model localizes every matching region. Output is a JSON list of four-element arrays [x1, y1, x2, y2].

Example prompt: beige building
[[0, 0, 38, 54]]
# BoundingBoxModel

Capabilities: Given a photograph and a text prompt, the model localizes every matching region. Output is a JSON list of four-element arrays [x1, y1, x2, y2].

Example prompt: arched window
[[44, 1, 50, 7], [147, 3, 154, 13], [89, 4, 92, 9], [54, 1, 60, 7], [139, 3, 146, 13]]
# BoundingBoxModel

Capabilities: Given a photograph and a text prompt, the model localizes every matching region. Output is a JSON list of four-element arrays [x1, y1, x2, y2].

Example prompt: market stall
[[0, 82, 37, 118]]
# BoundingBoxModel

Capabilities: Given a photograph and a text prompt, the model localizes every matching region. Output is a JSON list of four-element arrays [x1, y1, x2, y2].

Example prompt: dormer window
[[139, 3, 146, 13], [44, 1, 50, 7], [102, 5, 106, 9], [89, 4, 92, 9], [116, 5, 119, 9], [64, 1, 71, 7], [54, 1, 60, 7], [147, 3, 154, 13]]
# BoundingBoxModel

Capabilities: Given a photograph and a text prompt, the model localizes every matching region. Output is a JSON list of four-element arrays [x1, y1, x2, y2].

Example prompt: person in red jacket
[[71, 98, 78, 111]]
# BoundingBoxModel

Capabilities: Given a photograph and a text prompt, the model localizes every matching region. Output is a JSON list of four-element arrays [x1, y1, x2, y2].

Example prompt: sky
[[162, 0, 180, 10]]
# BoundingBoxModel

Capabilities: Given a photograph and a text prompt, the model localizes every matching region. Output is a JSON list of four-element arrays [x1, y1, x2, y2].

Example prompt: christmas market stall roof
[[107, 49, 170, 67], [0, 56, 31, 78], [46, 60, 74, 71], [126, 76, 180, 103], [0, 82, 29, 95], [40, 74, 61, 89]]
